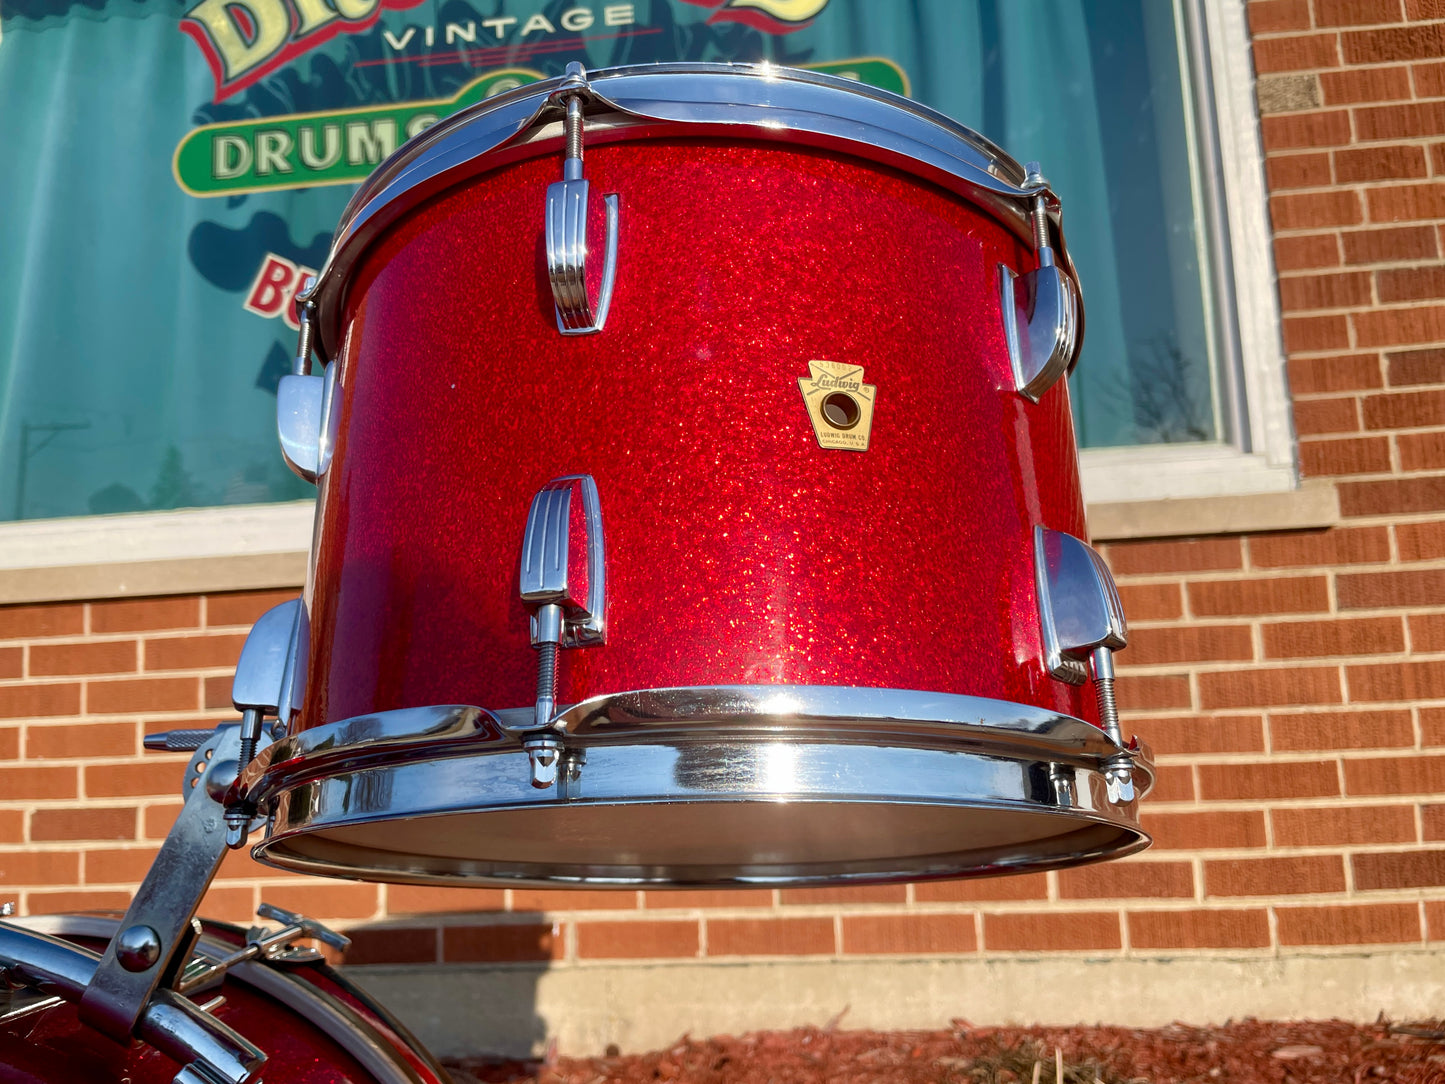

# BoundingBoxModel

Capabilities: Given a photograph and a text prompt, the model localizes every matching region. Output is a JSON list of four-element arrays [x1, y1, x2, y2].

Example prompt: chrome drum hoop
[[246, 686, 1154, 889]]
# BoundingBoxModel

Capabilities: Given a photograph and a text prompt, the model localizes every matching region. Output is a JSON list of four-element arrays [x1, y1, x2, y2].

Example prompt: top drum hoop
[[249, 62, 1150, 888]]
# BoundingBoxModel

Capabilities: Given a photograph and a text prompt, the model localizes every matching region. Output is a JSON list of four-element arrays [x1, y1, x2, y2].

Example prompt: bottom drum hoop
[[249, 687, 1153, 888]]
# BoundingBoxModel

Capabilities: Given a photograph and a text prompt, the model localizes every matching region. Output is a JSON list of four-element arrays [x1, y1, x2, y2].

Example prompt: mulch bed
[[445, 1019, 1445, 1083]]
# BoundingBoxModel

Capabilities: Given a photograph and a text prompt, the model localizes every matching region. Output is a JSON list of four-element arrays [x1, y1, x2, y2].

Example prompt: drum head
[[250, 692, 1151, 887]]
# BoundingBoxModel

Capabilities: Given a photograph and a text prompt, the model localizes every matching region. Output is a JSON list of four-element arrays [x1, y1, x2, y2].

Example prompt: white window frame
[[0, 0, 1299, 589]]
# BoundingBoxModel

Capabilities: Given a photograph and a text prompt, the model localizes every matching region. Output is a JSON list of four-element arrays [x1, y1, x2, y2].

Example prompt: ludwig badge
[[798, 360, 877, 452]]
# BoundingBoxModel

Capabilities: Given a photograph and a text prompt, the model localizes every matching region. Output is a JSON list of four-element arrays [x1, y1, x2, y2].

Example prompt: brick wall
[[6, 0, 1445, 1011]]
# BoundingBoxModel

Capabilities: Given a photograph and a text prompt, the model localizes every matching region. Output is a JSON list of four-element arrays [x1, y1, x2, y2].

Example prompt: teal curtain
[[0, 0, 1213, 522]]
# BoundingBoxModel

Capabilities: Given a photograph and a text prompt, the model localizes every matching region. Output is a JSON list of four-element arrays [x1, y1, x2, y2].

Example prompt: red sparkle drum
[[248, 63, 1153, 887], [0, 916, 448, 1084]]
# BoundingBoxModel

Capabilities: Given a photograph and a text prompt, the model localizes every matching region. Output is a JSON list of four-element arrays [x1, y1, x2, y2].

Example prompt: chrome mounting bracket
[[999, 163, 1078, 402], [1034, 526, 1138, 803], [545, 62, 620, 335], [277, 275, 339, 482], [516, 474, 606, 787]]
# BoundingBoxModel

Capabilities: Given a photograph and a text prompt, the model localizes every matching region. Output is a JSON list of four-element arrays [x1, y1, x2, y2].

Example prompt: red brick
[[205, 590, 299, 628], [27, 806, 135, 843], [1293, 397, 1361, 435], [1288, 354, 1383, 394], [26, 721, 137, 759], [1339, 477, 1445, 516], [1150, 766, 1198, 803], [1248, 0, 1312, 33], [347, 926, 439, 965], [1417, 706, 1445, 746], [1367, 184, 1445, 225], [842, 914, 976, 955], [1268, 152, 1333, 190], [0, 683, 80, 719], [1279, 271, 1373, 310], [0, 649, 18, 680], [1249, 526, 1390, 567], [1270, 189, 1361, 229], [0, 811, 22, 843], [1355, 305, 1445, 347], [706, 917, 835, 956], [1057, 861, 1194, 900], [1106, 537, 1243, 576], [1197, 760, 1340, 800], [1430, 900, 1445, 940], [982, 912, 1121, 953], [443, 922, 563, 963], [0, 728, 18, 760], [260, 882, 380, 920], [1275, 233, 1342, 271], [85, 760, 185, 798], [0, 850, 80, 885], [1343, 225, 1439, 264], [1206, 854, 1345, 896], [1120, 626, 1255, 667], [143, 802, 184, 838], [87, 677, 198, 715], [1344, 24, 1445, 64], [1322, 65, 1413, 103], [1199, 666, 1342, 708], [1348, 660, 1445, 700], [1353, 849, 1445, 889], [84, 847, 161, 884], [384, 886, 506, 914], [510, 889, 638, 912], [1424, 804, 1445, 838], [1299, 435, 1393, 475], [1387, 348, 1445, 387], [28, 640, 137, 677], [1272, 803, 1417, 845], [1129, 715, 1265, 756], [1256, 33, 1341, 71], [203, 675, 230, 711], [27, 891, 132, 914], [1379, 265, 1445, 302], [1398, 431, 1445, 469], [1189, 577, 1330, 616], [1417, 59, 1445, 97], [1128, 909, 1271, 950], [1115, 583, 1183, 622], [913, 874, 1048, 903], [1270, 707, 1413, 749], [1345, 754, 1445, 793], [1142, 810, 1268, 851], [1115, 674, 1193, 712], [0, 603, 83, 639], [1396, 520, 1445, 559], [1408, 611, 1445, 649], [1338, 568, 1445, 607], [90, 597, 200, 634], [1315, 0, 1404, 24], [1277, 902, 1419, 945], [143, 634, 247, 672], [577, 920, 698, 959], [0, 764, 77, 799], [1285, 314, 1354, 353], [641, 890, 774, 909], [1356, 101, 1445, 142], [779, 886, 906, 906], [1363, 388, 1445, 428], [1262, 616, 1404, 658], [1404, 0, 1442, 16]]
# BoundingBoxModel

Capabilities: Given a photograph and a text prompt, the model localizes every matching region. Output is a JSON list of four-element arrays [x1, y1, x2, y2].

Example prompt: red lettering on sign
[[244, 254, 299, 318]]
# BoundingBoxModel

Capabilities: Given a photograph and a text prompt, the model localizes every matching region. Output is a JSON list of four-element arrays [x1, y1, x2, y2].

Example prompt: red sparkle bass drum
[[246, 63, 1154, 887], [0, 915, 449, 1084]]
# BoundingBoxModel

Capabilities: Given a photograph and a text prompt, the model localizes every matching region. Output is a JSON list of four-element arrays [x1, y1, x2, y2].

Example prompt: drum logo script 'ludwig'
[[241, 62, 1154, 887]]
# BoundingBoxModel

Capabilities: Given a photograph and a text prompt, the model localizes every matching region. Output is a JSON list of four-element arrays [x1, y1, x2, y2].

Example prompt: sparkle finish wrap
[[302, 136, 1093, 730]]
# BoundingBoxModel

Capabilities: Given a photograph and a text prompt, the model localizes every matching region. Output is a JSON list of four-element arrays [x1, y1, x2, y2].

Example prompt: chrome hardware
[[278, 277, 339, 483], [79, 724, 273, 1050], [1034, 526, 1135, 803], [174, 903, 349, 997], [518, 474, 605, 786], [1048, 763, 1077, 809], [999, 163, 1079, 402], [545, 62, 620, 335], [146, 727, 241, 753], [292, 276, 317, 376]]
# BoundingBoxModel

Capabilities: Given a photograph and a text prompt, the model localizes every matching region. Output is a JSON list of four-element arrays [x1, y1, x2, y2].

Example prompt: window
[[0, 0, 1290, 561]]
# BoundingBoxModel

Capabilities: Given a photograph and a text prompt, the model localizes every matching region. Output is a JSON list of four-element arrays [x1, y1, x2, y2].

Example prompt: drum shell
[[0, 920, 446, 1084], [302, 136, 1092, 730]]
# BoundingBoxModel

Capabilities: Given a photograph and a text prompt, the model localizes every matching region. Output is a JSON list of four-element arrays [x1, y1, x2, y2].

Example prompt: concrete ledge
[[346, 951, 1445, 1059], [0, 552, 308, 605], [1088, 481, 1339, 541]]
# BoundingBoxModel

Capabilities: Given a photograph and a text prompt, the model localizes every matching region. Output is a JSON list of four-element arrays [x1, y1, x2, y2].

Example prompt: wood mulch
[[445, 1019, 1445, 1083]]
